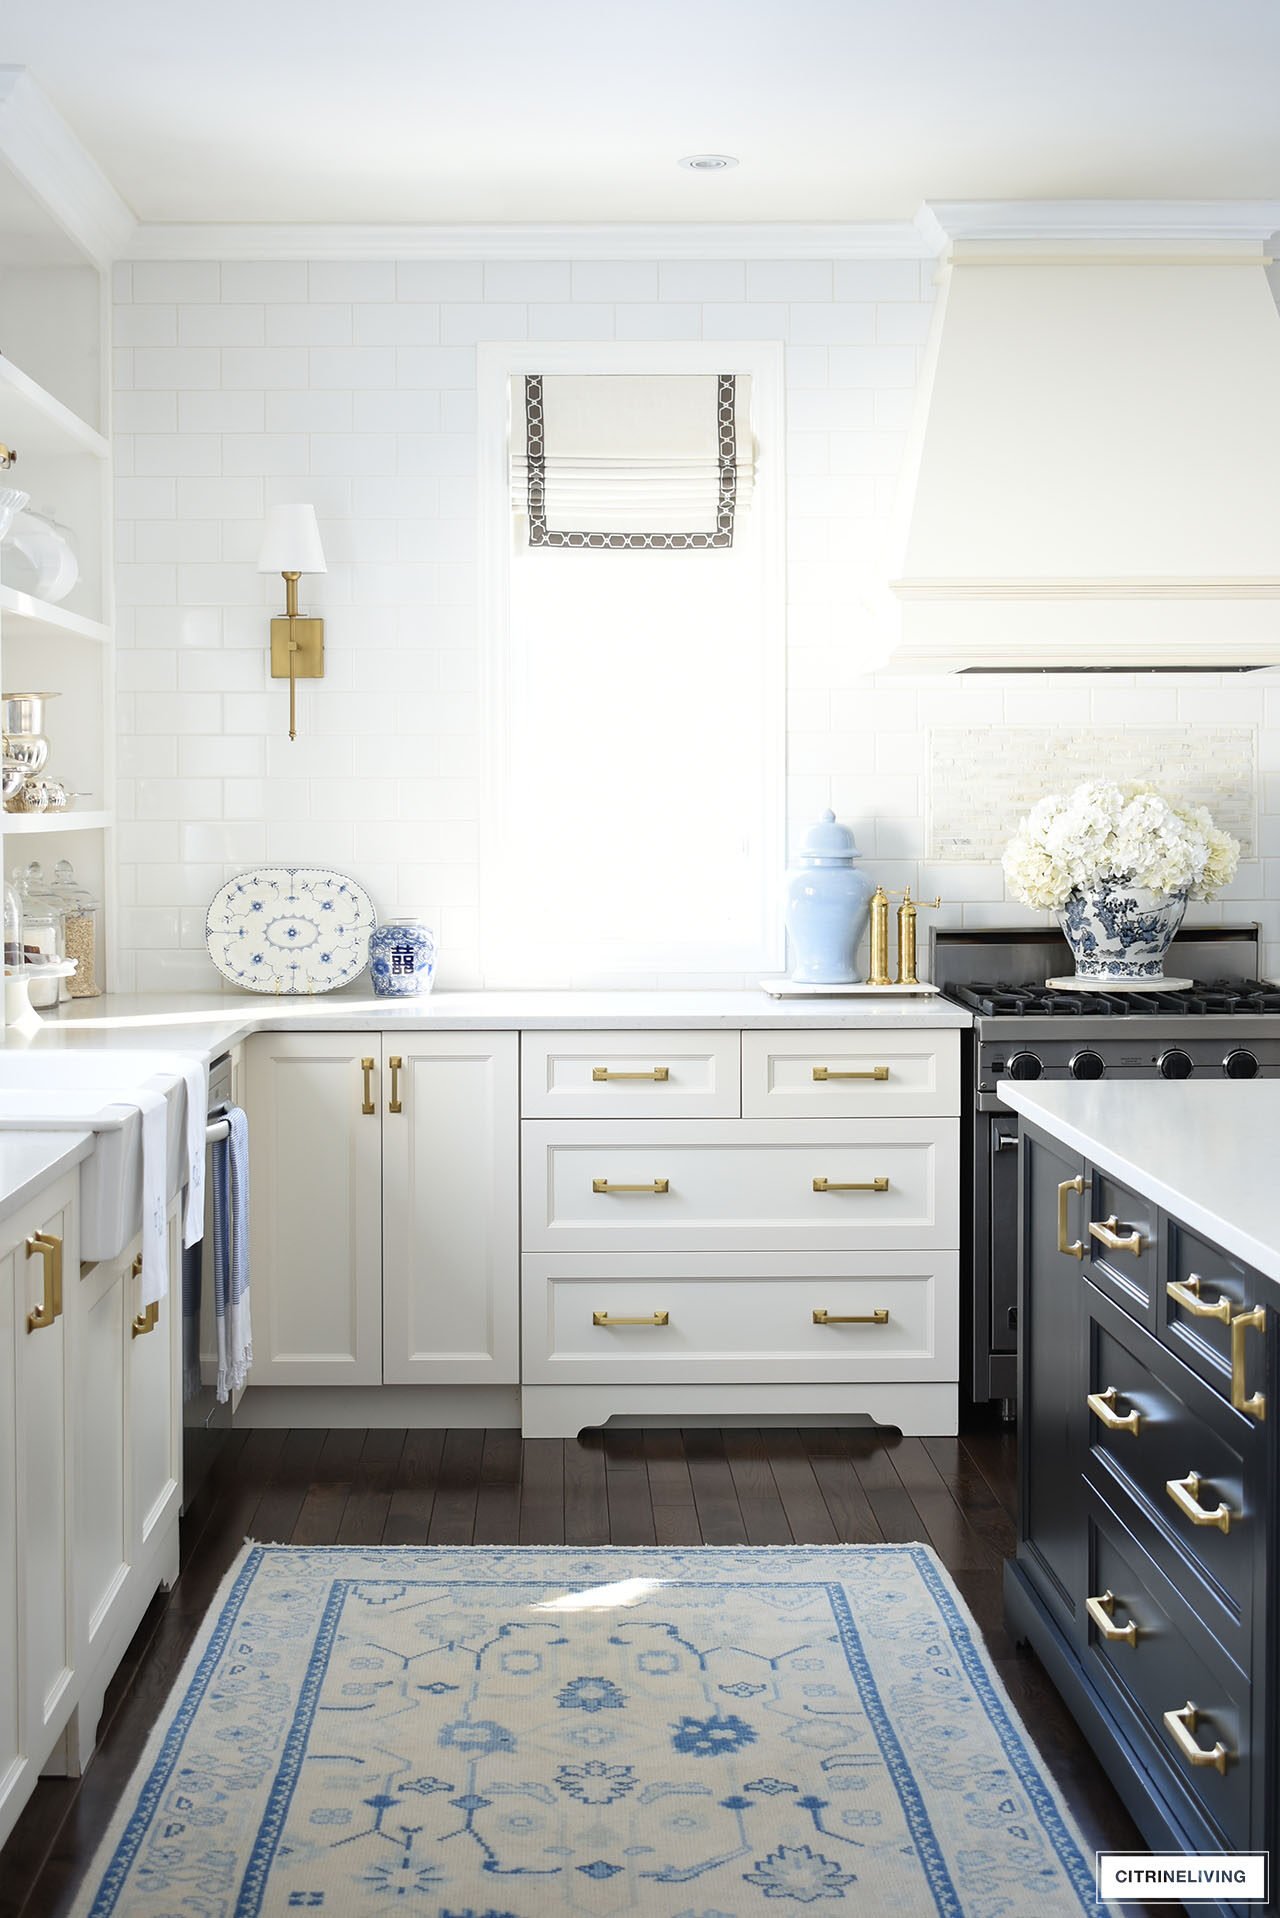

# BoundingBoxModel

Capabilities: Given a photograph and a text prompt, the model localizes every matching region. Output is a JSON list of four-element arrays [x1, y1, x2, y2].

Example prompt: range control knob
[[1223, 1048, 1260, 1079], [1158, 1048, 1194, 1079], [1006, 1051, 1044, 1081], [1070, 1050, 1106, 1080]]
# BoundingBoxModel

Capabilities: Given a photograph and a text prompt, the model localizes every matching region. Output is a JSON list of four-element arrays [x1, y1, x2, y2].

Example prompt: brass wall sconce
[[257, 503, 327, 740]]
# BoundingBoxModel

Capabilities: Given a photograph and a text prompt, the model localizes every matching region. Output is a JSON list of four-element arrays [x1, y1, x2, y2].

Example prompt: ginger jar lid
[[797, 809, 861, 865]]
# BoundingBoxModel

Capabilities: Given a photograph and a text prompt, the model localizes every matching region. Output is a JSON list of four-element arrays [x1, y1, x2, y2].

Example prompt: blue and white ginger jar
[[785, 810, 876, 984], [1059, 881, 1188, 982], [368, 919, 437, 997]]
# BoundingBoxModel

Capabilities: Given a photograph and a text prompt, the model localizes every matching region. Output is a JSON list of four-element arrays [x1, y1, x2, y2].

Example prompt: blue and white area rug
[[72, 1544, 1108, 1917]]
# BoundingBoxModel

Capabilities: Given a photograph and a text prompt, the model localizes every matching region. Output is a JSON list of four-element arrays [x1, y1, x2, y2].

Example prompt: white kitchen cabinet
[[129, 1210, 182, 1564], [245, 1031, 519, 1389], [246, 1034, 384, 1386], [75, 1240, 129, 1680], [382, 1034, 519, 1385], [0, 1173, 78, 1846]]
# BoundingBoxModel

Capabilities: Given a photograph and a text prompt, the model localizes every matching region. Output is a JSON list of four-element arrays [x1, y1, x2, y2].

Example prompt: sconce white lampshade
[[257, 503, 327, 575]]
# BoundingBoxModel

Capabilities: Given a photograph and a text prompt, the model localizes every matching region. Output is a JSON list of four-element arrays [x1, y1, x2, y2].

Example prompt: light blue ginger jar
[[785, 810, 876, 984], [368, 919, 437, 997]]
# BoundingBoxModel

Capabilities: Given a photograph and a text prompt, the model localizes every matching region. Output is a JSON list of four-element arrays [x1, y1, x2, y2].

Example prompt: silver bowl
[[3, 733, 48, 776]]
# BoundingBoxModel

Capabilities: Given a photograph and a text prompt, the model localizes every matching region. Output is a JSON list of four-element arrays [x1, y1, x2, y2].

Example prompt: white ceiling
[[4, 0, 1280, 227]]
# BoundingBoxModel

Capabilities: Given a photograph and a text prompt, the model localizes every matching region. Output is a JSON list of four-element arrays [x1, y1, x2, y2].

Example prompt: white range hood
[[886, 202, 1280, 672]]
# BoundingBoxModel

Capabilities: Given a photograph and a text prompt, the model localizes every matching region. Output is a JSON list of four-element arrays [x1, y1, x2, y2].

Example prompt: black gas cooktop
[[949, 978, 1280, 1018]]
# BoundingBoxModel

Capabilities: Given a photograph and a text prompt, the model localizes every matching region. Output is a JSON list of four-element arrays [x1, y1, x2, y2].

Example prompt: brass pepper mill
[[867, 886, 892, 986], [895, 886, 942, 986]]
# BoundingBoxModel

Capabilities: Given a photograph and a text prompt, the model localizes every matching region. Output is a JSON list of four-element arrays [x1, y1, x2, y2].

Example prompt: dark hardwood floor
[[1, 1423, 1155, 1918]]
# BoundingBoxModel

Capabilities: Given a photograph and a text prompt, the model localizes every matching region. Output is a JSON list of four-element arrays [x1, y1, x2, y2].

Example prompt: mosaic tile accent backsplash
[[927, 725, 1258, 862]]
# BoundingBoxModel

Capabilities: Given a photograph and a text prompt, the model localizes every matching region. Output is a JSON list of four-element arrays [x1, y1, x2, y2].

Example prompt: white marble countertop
[[1002, 1080, 1280, 1286], [0, 1129, 93, 1229], [12, 987, 971, 1069]]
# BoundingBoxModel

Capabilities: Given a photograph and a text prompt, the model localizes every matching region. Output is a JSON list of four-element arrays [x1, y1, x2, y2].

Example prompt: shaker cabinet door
[[129, 1211, 182, 1560], [382, 1034, 519, 1385], [1018, 1125, 1088, 1645], [246, 1034, 383, 1386]]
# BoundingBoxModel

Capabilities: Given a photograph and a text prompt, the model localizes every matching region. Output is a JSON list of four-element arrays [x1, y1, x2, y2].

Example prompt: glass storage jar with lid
[[14, 860, 64, 1007], [50, 858, 100, 998]]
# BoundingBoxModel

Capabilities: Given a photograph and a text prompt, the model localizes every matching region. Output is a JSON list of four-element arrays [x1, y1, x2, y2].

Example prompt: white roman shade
[[510, 372, 756, 547]]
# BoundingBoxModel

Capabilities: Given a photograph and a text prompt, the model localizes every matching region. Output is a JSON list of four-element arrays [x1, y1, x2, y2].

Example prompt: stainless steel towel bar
[[206, 1117, 231, 1144]]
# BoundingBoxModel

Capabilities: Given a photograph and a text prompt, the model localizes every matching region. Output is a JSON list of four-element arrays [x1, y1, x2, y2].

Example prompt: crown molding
[[916, 198, 1280, 253], [0, 68, 135, 268], [123, 219, 930, 262]]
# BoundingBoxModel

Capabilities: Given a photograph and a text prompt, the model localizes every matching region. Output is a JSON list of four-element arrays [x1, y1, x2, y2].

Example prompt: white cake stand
[[1046, 974, 1193, 993]]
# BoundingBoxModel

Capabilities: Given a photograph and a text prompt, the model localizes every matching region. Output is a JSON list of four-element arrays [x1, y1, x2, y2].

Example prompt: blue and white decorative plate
[[205, 867, 376, 995]]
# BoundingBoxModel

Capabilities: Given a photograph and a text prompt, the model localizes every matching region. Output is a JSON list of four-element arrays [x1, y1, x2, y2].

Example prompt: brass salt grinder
[[867, 885, 941, 987]]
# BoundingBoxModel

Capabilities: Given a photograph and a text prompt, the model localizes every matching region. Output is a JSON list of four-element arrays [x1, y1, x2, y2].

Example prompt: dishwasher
[[182, 1049, 235, 1504]]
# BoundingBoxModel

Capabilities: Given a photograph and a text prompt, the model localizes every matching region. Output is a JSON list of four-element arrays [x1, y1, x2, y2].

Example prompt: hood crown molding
[[916, 199, 1280, 252], [0, 67, 135, 267]]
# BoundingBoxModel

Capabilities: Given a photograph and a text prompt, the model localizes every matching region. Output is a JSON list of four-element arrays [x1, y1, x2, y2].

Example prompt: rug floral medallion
[[72, 1544, 1106, 1917]]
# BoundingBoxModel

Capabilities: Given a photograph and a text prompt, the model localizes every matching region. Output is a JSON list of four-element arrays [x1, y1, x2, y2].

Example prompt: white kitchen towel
[[137, 1085, 169, 1309], [180, 1057, 208, 1249]]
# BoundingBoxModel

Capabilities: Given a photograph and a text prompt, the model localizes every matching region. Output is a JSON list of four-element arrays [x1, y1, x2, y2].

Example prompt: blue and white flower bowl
[[368, 920, 436, 997], [1058, 881, 1188, 982]]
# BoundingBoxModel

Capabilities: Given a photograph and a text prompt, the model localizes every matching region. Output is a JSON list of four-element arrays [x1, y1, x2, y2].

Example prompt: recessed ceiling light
[[678, 153, 739, 171]]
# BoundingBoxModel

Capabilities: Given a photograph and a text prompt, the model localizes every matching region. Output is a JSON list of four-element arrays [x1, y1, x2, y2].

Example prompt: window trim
[[477, 339, 786, 984]]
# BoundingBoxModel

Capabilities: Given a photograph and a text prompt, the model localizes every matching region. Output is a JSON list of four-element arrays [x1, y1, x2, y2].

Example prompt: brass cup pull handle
[[1163, 1702, 1230, 1776], [592, 1179, 670, 1195], [1230, 1305, 1266, 1421], [360, 1056, 375, 1116], [812, 1065, 889, 1082], [1167, 1274, 1232, 1323], [388, 1055, 403, 1114], [1087, 1386, 1142, 1435], [131, 1301, 160, 1340], [812, 1176, 890, 1193], [1166, 1471, 1233, 1533], [592, 1311, 669, 1327], [1089, 1214, 1146, 1257], [1057, 1176, 1085, 1259], [592, 1066, 669, 1082], [812, 1308, 889, 1325], [25, 1231, 62, 1333], [1086, 1590, 1140, 1646]]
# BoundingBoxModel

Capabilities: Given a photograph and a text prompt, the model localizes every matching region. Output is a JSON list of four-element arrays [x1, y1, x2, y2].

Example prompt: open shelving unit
[[0, 153, 115, 997]]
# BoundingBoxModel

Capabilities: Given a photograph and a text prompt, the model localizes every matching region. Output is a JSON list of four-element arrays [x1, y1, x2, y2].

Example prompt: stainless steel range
[[931, 924, 1280, 1412]]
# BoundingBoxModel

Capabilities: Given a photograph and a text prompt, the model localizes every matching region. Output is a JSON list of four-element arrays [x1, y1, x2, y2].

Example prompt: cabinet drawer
[[1084, 1165, 1159, 1326], [1162, 1221, 1269, 1416], [522, 1252, 959, 1385], [742, 1029, 960, 1118], [1084, 1287, 1259, 1669], [1085, 1501, 1253, 1852], [521, 1119, 960, 1253], [521, 1031, 739, 1118]]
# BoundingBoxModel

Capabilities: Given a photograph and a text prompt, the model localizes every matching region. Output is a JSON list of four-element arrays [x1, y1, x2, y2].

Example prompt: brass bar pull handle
[[25, 1231, 62, 1334], [812, 1176, 890, 1193], [592, 1178, 670, 1195], [812, 1308, 889, 1325], [812, 1065, 889, 1082], [1086, 1590, 1140, 1647], [1057, 1176, 1085, 1259], [131, 1301, 160, 1340], [1163, 1702, 1230, 1776], [1166, 1471, 1233, 1533], [1089, 1214, 1146, 1257], [361, 1056, 375, 1116], [592, 1310, 669, 1327], [1167, 1275, 1232, 1323], [388, 1055, 403, 1114], [592, 1066, 670, 1082], [1230, 1306, 1266, 1421], [1086, 1386, 1142, 1435]]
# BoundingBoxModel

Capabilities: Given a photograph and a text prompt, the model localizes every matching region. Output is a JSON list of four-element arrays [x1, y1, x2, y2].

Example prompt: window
[[478, 341, 784, 984]]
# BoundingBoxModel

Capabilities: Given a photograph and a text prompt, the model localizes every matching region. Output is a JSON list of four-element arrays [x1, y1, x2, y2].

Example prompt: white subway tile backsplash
[[110, 248, 1280, 991]]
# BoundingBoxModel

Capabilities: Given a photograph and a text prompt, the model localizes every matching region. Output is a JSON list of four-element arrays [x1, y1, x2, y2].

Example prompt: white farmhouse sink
[[0, 1050, 205, 1258]]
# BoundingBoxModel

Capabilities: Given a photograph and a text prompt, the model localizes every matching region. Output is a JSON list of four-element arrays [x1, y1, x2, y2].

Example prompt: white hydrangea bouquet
[[1003, 780, 1241, 983]]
